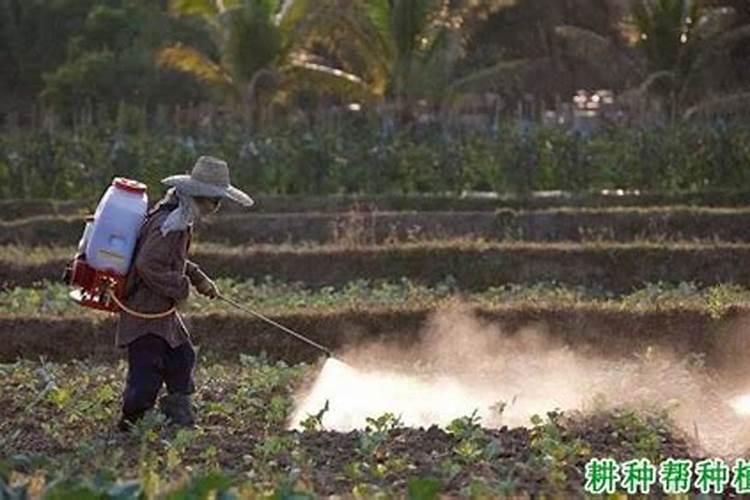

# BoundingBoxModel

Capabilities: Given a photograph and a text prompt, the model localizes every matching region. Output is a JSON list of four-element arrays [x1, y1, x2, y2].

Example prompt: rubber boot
[[159, 393, 195, 427]]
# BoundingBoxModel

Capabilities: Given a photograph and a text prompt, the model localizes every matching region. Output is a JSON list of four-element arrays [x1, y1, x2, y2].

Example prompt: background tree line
[[1, 0, 748, 128], [1, 0, 749, 200]]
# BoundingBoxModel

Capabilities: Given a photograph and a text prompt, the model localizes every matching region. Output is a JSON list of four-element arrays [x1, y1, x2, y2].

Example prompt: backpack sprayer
[[64, 177, 332, 357], [64, 177, 148, 312]]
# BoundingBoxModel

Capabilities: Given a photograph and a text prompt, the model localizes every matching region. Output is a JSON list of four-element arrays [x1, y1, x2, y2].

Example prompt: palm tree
[[464, 0, 638, 100], [157, 0, 368, 128], [552, 0, 750, 121], [316, 0, 534, 122], [680, 0, 750, 118], [628, 0, 750, 119]]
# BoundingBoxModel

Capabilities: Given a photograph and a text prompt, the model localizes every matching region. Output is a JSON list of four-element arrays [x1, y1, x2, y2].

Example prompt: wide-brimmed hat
[[161, 156, 254, 207]]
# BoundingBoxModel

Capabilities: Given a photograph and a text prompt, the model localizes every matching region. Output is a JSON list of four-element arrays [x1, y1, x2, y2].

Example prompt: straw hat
[[161, 156, 254, 207]]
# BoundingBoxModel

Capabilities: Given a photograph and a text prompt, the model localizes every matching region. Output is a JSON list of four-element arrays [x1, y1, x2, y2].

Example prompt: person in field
[[116, 156, 253, 431]]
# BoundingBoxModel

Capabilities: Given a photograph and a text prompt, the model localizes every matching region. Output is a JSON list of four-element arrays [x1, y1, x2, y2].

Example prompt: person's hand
[[195, 277, 220, 299]]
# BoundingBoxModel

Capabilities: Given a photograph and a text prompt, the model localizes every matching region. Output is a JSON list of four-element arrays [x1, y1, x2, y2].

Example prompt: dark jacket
[[115, 198, 211, 348]]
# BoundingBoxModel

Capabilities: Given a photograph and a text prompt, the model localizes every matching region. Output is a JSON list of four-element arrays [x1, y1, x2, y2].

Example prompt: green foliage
[[165, 471, 235, 499], [446, 410, 482, 441], [630, 0, 700, 73], [0, 0, 96, 106], [23, 472, 236, 500], [0, 474, 30, 500], [270, 480, 315, 500], [365, 412, 403, 434], [43, 477, 142, 500], [0, 355, 694, 497], [6, 279, 750, 318], [342, 0, 529, 105], [299, 400, 329, 432], [223, 2, 282, 83], [2, 120, 750, 200], [41, 50, 117, 110], [160, 0, 366, 128], [529, 411, 591, 490], [406, 477, 441, 500], [38, 1, 207, 118], [607, 408, 675, 462], [358, 412, 403, 457], [447, 411, 491, 465], [2, 0, 749, 127], [626, 0, 750, 117]]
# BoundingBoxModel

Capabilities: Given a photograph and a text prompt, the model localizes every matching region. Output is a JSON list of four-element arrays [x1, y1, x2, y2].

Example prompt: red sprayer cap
[[113, 177, 147, 194]]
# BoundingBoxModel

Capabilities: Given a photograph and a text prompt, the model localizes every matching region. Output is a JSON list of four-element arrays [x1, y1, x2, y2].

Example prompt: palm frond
[[283, 59, 376, 101], [684, 91, 750, 119], [276, 0, 315, 31], [554, 25, 641, 86], [680, 24, 750, 99], [691, 6, 737, 40], [413, 28, 464, 97], [455, 0, 518, 22], [365, 0, 394, 46], [425, 25, 463, 65], [450, 0, 518, 48], [446, 58, 549, 97], [390, 0, 438, 59], [691, 22, 750, 64], [168, 0, 240, 17], [222, 5, 282, 83], [156, 44, 235, 89], [276, 0, 347, 61], [629, 0, 699, 71], [169, 0, 238, 45], [328, 8, 394, 94], [256, 0, 282, 19], [637, 69, 678, 95]]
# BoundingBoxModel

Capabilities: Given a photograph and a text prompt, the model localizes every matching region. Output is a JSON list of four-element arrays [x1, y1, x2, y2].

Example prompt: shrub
[[2, 119, 750, 199]]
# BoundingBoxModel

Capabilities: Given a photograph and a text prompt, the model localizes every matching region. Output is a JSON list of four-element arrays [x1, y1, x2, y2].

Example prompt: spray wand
[[218, 294, 333, 358]]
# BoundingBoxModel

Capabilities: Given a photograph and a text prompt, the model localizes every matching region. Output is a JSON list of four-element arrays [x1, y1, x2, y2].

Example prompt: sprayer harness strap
[[109, 292, 176, 319], [110, 201, 179, 320]]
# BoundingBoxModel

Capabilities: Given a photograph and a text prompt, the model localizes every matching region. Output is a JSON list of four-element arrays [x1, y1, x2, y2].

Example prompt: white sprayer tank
[[85, 178, 148, 275]]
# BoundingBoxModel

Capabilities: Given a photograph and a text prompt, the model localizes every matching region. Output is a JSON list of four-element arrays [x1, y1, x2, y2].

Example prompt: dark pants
[[121, 334, 195, 423]]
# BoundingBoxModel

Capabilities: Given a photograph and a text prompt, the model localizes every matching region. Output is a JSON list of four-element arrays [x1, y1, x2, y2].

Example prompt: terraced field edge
[[5, 305, 750, 366], [2, 189, 750, 219], [4, 242, 750, 291], [6, 207, 750, 246]]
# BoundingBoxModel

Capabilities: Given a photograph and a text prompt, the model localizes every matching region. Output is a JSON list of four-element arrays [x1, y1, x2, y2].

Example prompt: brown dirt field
[[3, 305, 749, 366], [7, 207, 750, 246], [0, 358, 695, 497], [4, 242, 750, 292], [2, 190, 750, 219]]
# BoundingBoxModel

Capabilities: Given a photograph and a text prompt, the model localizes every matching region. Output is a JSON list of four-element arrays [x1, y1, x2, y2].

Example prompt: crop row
[[4, 242, 750, 291], [3, 190, 750, 220], [7, 207, 750, 246], [1, 357, 692, 497], [3, 280, 748, 317], [3, 304, 749, 365]]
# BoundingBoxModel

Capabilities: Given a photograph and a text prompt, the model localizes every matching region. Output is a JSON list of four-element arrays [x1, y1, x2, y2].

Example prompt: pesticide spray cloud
[[290, 307, 750, 456]]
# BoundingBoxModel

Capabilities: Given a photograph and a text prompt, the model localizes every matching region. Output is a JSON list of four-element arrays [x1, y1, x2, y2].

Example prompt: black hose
[[218, 294, 333, 358]]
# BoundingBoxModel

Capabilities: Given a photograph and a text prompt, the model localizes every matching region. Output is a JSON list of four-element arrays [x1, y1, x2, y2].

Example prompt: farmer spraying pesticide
[[63, 155, 254, 430], [66, 155, 333, 430], [114, 156, 254, 430]]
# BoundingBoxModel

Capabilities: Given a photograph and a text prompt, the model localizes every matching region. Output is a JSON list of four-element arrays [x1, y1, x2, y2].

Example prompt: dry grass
[[7, 206, 750, 246], [4, 241, 750, 291], [2, 303, 748, 365], [4, 190, 750, 220]]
